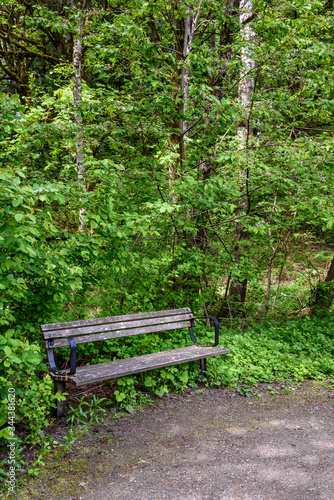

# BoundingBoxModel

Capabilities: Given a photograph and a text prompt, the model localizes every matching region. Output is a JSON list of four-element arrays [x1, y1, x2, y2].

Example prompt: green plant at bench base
[[65, 395, 107, 426]]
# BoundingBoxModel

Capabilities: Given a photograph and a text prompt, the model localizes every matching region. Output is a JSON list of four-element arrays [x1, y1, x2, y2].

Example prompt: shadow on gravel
[[16, 381, 334, 500]]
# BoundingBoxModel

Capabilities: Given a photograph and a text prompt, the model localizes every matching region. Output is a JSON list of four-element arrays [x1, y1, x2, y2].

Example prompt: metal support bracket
[[189, 316, 219, 347], [47, 336, 77, 375]]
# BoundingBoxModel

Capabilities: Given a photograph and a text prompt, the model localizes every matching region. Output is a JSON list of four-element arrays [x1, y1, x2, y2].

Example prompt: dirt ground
[[15, 381, 334, 500]]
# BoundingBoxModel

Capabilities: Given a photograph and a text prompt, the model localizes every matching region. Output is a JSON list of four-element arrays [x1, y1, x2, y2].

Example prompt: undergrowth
[[206, 316, 334, 387], [109, 315, 334, 408]]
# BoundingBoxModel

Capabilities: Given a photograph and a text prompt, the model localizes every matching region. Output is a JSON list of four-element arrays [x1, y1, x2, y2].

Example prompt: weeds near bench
[[65, 395, 107, 426]]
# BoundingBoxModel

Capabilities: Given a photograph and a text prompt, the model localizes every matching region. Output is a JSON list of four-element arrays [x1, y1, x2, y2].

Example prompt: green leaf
[[0, 411, 7, 427], [0, 427, 13, 439], [14, 213, 24, 223], [4, 346, 11, 356]]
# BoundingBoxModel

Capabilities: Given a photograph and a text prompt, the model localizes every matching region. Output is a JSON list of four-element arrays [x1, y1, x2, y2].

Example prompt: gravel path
[[18, 381, 334, 500]]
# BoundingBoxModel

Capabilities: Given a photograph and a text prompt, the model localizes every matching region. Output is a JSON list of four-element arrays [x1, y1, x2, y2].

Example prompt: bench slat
[[51, 345, 230, 387], [41, 308, 192, 333], [45, 320, 192, 348], [43, 313, 193, 341]]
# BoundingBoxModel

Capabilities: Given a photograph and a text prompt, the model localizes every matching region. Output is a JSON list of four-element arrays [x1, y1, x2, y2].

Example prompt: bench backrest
[[41, 308, 194, 349]]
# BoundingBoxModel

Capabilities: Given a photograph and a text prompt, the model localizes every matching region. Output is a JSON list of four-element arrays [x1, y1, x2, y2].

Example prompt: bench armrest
[[189, 316, 219, 347], [47, 336, 77, 375]]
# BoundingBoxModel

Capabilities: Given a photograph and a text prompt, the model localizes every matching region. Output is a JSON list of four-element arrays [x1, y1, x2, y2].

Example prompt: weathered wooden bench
[[41, 308, 229, 417]]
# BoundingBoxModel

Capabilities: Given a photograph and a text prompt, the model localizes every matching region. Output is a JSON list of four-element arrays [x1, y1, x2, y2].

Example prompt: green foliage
[[0, 331, 57, 445], [0, 332, 60, 482], [66, 395, 107, 426], [114, 377, 153, 413], [114, 377, 138, 413], [1, 0, 334, 478], [61, 429, 78, 453], [236, 386, 261, 398], [208, 317, 334, 387], [267, 385, 279, 395], [0, 96, 83, 332]]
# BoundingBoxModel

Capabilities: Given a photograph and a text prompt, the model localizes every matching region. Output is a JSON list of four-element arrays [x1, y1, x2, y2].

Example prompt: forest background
[[1, 0, 334, 476]]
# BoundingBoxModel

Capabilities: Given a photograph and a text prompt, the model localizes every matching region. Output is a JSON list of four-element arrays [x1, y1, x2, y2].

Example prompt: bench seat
[[50, 344, 230, 387]]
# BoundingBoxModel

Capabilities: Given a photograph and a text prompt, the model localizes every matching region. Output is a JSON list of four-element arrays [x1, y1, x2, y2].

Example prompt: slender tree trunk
[[238, 0, 255, 118], [179, 11, 191, 168], [271, 231, 290, 312], [169, 4, 203, 291], [72, 0, 87, 233], [310, 256, 334, 316], [264, 191, 279, 314], [194, 1, 239, 255], [264, 230, 278, 315], [16, 60, 31, 107], [169, 5, 203, 237], [227, 0, 255, 313], [177, 3, 202, 171], [214, 0, 239, 99]]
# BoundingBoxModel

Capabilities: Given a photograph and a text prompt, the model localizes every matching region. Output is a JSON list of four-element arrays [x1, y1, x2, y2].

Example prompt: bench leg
[[198, 358, 207, 377], [54, 380, 66, 418]]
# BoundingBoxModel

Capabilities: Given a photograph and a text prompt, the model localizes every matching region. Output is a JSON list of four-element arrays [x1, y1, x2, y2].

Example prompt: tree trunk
[[169, 5, 203, 239], [238, 0, 255, 116], [227, 0, 255, 314], [72, 0, 87, 233], [213, 0, 239, 99], [178, 11, 192, 169], [171, 5, 203, 172], [194, 0, 239, 252], [310, 257, 334, 316]]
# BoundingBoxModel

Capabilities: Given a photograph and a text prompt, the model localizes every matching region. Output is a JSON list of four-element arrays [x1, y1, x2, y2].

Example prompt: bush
[[0, 329, 57, 440], [0, 329, 59, 479]]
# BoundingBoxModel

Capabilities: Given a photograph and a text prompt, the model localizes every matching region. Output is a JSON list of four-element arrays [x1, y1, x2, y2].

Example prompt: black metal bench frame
[[41, 308, 229, 418]]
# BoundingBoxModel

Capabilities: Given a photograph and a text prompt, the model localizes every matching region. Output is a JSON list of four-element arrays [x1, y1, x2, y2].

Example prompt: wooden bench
[[41, 308, 229, 417]]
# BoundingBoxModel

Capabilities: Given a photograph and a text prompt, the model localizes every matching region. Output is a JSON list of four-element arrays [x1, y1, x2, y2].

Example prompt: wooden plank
[[45, 320, 192, 348], [42, 313, 194, 340], [41, 308, 192, 333], [51, 345, 230, 387]]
